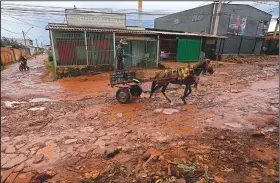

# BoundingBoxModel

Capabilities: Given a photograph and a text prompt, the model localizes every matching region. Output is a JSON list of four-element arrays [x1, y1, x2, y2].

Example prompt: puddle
[[124, 111, 136, 118], [112, 113, 123, 118], [4, 101, 26, 108], [170, 127, 182, 136], [225, 123, 243, 128], [183, 105, 197, 110], [29, 98, 54, 103], [105, 103, 143, 113], [181, 127, 193, 131], [28, 107, 46, 111]]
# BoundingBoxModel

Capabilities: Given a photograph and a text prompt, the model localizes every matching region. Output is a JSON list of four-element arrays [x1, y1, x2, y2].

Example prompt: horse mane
[[193, 60, 206, 70]]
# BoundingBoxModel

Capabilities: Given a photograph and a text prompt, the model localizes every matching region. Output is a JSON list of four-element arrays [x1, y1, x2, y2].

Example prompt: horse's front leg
[[149, 81, 157, 98], [150, 82, 163, 99], [181, 85, 192, 104], [194, 76, 200, 89], [161, 84, 171, 103]]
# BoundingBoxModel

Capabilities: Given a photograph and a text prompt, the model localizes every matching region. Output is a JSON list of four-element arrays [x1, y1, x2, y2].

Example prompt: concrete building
[[155, 3, 272, 55], [46, 24, 225, 70], [9, 38, 34, 47]]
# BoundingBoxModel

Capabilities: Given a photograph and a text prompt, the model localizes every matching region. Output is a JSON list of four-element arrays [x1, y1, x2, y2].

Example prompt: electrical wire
[[1, 27, 22, 34], [1, 2, 277, 29]]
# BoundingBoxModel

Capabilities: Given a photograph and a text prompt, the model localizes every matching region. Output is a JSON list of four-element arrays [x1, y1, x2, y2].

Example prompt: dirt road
[[1, 54, 279, 183]]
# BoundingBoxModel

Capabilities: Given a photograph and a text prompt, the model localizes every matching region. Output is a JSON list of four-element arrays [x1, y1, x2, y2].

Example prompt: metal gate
[[52, 31, 114, 66], [53, 31, 87, 66], [86, 32, 114, 66]]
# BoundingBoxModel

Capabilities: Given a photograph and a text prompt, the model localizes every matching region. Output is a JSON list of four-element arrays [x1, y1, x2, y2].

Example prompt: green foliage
[[1, 37, 25, 49], [48, 55, 53, 62]]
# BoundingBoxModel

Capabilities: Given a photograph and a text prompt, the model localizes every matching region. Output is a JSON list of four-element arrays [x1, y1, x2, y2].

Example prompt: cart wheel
[[116, 88, 130, 104], [130, 85, 142, 96]]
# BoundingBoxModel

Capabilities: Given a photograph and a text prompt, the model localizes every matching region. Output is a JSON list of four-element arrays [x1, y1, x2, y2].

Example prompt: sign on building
[[227, 14, 247, 36], [192, 11, 203, 22], [256, 20, 269, 37], [66, 9, 126, 28]]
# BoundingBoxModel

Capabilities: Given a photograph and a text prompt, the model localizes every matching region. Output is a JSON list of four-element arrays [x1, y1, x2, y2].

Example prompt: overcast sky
[[1, 1, 279, 47]]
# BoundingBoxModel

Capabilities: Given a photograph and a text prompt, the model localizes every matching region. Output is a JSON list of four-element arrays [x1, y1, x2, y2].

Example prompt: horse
[[149, 60, 214, 104]]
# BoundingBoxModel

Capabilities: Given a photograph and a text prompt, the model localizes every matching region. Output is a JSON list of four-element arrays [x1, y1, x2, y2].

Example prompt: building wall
[[1, 47, 30, 64], [155, 4, 272, 55], [12, 39, 33, 46], [154, 4, 214, 33], [216, 4, 272, 36]]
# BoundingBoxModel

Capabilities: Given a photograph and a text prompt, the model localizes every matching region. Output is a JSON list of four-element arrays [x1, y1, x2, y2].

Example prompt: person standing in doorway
[[116, 39, 128, 70]]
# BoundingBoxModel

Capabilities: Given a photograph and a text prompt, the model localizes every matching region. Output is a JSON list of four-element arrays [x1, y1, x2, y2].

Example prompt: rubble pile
[[223, 55, 279, 64]]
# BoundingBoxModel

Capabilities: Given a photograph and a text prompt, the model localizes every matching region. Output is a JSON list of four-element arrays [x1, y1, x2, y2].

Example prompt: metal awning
[[46, 23, 227, 39]]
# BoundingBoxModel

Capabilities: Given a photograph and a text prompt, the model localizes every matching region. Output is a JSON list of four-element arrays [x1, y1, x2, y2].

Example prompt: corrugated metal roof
[[45, 23, 227, 38]]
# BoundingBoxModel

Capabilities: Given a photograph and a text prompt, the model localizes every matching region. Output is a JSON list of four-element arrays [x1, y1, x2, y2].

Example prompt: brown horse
[[150, 60, 214, 104]]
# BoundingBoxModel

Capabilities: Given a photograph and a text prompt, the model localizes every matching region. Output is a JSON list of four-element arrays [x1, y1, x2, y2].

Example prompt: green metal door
[[177, 39, 201, 62]]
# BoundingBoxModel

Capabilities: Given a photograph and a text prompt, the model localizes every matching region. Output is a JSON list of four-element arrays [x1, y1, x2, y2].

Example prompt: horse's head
[[201, 59, 214, 75]]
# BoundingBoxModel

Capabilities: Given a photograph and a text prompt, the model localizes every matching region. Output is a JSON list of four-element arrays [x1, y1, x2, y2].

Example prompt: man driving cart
[[116, 39, 129, 70]]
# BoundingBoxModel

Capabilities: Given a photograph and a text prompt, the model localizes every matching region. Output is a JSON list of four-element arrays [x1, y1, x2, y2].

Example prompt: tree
[[1, 37, 25, 49]]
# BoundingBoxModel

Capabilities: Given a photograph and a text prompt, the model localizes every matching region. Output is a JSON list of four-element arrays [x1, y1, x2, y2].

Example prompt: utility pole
[[273, 18, 279, 39], [22, 31, 26, 46], [213, 0, 223, 35], [22, 27, 34, 46], [138, 0, 142, 27], [36, 39, 38, 48]]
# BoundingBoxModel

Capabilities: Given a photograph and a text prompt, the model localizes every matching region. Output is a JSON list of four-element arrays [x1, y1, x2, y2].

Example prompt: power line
[[4, 15, 47, 29], [1, 27, 22, 34], [1, 3, 276, 29], [1, 2, 185, 13]]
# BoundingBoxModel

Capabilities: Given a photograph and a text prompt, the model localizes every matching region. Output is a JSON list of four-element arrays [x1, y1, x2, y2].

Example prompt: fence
[[216, 35, 264, 55], [52, 30, 158, 68], [52, 31, 115, 66], [1, 47, 30, 64], [262, 38, 279, 55]]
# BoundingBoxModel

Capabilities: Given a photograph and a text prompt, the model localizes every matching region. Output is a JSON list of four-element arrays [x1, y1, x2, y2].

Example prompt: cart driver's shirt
[[116, 45, 125, 62]]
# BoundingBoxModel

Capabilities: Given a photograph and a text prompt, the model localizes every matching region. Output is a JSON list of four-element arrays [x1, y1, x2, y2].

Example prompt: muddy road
[[1, 54, 279, 183]]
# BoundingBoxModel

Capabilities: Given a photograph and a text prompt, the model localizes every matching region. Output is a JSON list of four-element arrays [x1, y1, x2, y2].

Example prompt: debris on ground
[[250, 130, 265, 137], [31, 171, 56, 183], [1, 54, 279, 183], [163, 108, 179, 115], [105, 147, 122, 159]]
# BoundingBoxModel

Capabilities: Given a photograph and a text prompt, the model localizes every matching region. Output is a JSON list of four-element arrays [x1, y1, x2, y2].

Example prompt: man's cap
[[120, 39, 128, 44]]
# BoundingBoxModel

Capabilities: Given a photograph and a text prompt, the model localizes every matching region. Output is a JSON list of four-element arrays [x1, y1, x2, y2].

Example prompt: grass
[[47, 60, 55, 74], [41, 59, 56, 81]]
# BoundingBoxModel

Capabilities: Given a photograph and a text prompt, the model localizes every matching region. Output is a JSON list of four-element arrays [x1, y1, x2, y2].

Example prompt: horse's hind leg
[[181, 85, 192, 104], [149, 81, 157, 98], [161, 84, 171, 103]]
